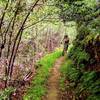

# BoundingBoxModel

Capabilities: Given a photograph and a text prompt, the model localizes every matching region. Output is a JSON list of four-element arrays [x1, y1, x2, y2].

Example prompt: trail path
[[44, 56, 65, 100]]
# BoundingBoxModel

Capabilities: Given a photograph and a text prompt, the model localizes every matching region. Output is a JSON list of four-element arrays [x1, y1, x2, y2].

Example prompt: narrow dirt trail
[[44, 56, 65, 100]]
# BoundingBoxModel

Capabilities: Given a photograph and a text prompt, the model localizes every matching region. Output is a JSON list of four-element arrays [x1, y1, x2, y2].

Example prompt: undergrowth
[[60, 57, 100, 100], [0, 87, 15, 100], [60, 41, 100, 99], [68, 45, 90, 68], [23, 50, 62, 100], [60, 59, 81, 91]]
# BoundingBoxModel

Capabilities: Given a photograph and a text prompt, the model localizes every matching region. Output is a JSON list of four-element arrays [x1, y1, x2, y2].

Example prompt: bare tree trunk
[[7, 1, 21, 58], [5, 0, 21, 88], [6, 0, 40, 87]]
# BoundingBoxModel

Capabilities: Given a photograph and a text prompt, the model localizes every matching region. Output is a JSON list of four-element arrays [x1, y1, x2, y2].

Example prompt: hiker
[[62, 35, 69, 56]]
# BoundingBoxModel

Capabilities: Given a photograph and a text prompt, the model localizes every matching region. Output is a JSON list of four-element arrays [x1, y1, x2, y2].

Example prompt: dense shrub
[[87, 95, 100, 100], [60, 60, 100, 99], [68, 46, 90, 68], [60, 59, 82, 91]]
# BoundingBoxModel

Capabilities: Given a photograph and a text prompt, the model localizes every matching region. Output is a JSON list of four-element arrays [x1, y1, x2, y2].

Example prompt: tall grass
[[23, 50, 62, 100]]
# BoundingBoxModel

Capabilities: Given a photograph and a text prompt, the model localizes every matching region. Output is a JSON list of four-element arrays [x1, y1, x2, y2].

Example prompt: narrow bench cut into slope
[[43, 56, 65, 100]]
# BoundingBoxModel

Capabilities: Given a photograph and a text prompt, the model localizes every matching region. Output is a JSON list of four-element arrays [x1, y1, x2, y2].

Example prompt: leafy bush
[[75, 71, 100, 99], [68, 46, 90, 68], [87, 95, 100, 100], [59, 76, 66, 91], [67, 67, 81, 82], [60, 59, 82, 92], [60, 60, 73, 76], [0, 87, 15, 100], [61, 60, 81, 82], [60, 59, 100, 99]]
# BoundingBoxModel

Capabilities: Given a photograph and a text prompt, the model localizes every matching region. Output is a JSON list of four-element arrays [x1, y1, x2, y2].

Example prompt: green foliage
[[55, 0, 97, 22], [24, 85, 46, 100], [60, 60, 100, 99], [68, 46, 90, 68], [0, 87, 15, 100], [80, 72, 100, 94], [59, 76, 66, 91], [88, 18, 100, 34], [77, 25, 91, 40], [88, 80, 100, 94], [75, 71, 100, 99], [67, 67, 81, 82], [24, 50, 62, 100], [60, 59, 81, 92], [66, 37, 100, 99], [87, 95, 100, 100], [77, 72, 97, 92], [82, 34, 94, 45], [59, 60, 73, 90], [60, 60, 73, 76], [55, 0, 100, 100], [62, 60, 81, 82]]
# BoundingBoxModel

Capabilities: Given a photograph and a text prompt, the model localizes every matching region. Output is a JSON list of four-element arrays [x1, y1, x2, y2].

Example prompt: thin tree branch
[[8, 0, 40, 79], [23, 15, 48, 30], [7, 0, 21, 58]]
